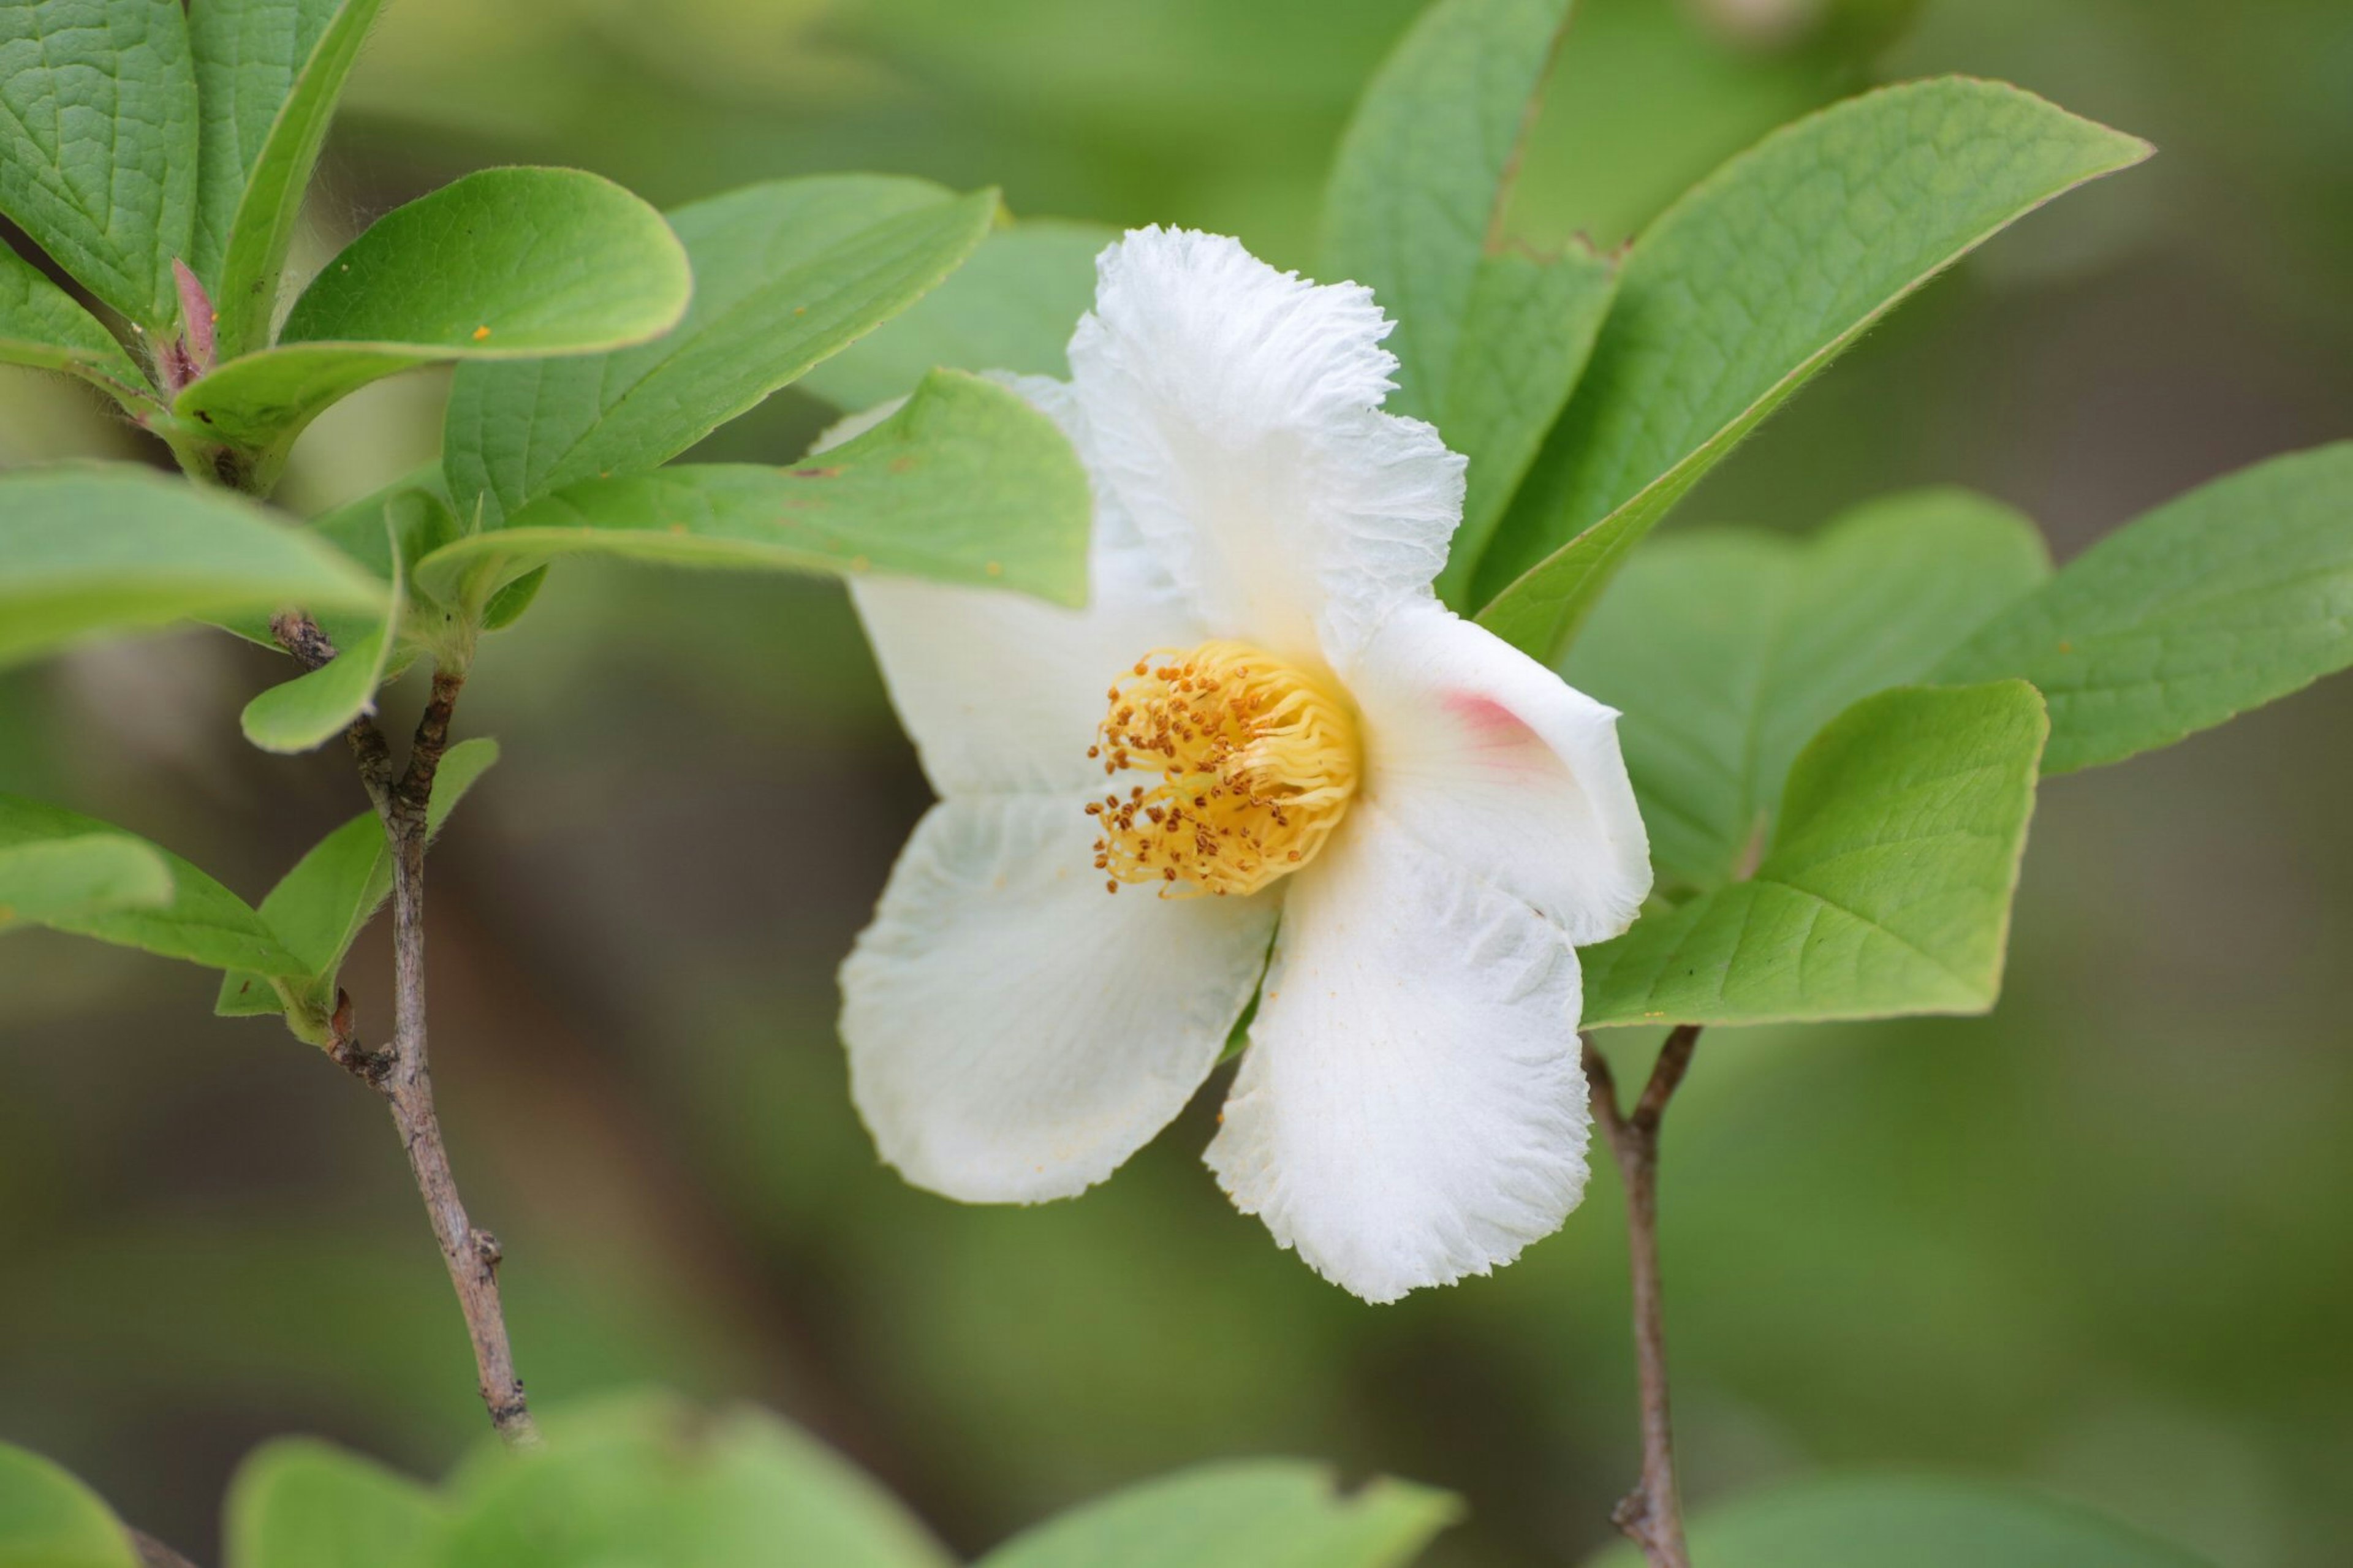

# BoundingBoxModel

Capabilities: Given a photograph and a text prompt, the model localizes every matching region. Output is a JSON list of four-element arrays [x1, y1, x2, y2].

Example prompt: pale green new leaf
[[177, 167, 692, 490], [798, 218, 1110, 411], [0, 240, 143, 385], [1581, 681, 2047, 1029], [0, 836, 172, 931], [1563, 489, 2048, 892], [225, 1438, 446, 1568], [0, 0, 199, 328], [416, 370, 1089, 615], [1475, 78, 2150, 657], [0, 796, 306, 975], [1321, 0, 1616, 608], [0, 1443, 142, 1568], [191, 0, 389, 357], [978, 1461, 1460, 1568], [0, 464, 382, 669], [214, 737, 498, 1032], [1585, 1475, 2208, 1568], [238, 504, 404, 754], [1937, 442, 2353, 775], [444, 176, 996, 526]]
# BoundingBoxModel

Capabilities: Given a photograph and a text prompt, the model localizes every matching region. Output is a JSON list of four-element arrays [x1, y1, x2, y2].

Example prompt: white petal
[[1068, 227, 1464, 662], [847, 376, 1200, 796], [842, 793, 1278, 1203], [1350, 599, 1651, 947], [1205, 805, 1591, 1302]]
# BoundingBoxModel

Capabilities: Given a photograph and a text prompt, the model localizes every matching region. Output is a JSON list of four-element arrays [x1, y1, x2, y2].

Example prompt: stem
[[128, 1529, 200, 1568], [278, 616, 539, 1448], [1583, 1025, 1703, 1568]]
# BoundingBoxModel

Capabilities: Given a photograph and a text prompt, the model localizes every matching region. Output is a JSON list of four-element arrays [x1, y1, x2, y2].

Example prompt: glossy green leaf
[[1563, 489, 2048, 892], [1585, 1475, 2208, 1568], [978, 1461, 1459, 1568], [0, 464, 382, 669], [439, 1396, 951, 1568], [798, 218, 1110, 411], [238, 506, 403, 754], [0, 836, 173, 931], [444, 176, 996, 526], [416, 370, 1090, 614], [0, 0, 199, 328], [191, 0, 389, 357], [225, 1438, 445, 1568], [1474, 78, 2151, 657], [176, 167, 692, 490], [0, 241, 143, 385], [0, 795, 305, 975], [0, 1443, 141, 1568], [215, 737, 498, 1034], [1321, 0, 1616, 608], [1581, 681, 2047, 1029], [1937, 442, 2353, 775]]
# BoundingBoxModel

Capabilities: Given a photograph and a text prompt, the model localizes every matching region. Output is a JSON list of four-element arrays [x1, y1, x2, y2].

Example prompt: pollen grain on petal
[[1088, 640, 1360, 899]]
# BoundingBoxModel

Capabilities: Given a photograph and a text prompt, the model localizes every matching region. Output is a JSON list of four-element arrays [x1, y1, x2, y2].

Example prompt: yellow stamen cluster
[[1086, 640, 1361, 898]]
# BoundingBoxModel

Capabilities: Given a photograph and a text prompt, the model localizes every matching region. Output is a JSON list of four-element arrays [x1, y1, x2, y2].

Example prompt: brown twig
[[128, 1528, 201, 1568], [276, 615, 538, 1447], [1583, 1024, 1703, 1568]]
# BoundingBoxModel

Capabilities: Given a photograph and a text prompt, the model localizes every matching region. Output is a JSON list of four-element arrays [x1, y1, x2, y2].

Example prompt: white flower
[[838, 228, 1651, 1303]]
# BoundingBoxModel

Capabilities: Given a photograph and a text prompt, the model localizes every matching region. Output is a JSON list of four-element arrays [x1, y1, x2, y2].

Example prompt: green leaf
[[1563, 489, 2049, 892], [1474, 78, 2151, 657], [0, 0, 199, 328], [0, 1442, 141, 1568], [798, 218, 1109, 412], [977, 1461, 1459, 1568], [415, 369, 1090, 615], [176, 167, 692, 491], [1581, 681, 2047, 1029], [1585, 1474, 2208, 1568], [0, 836, 173, 930], [1936, 442, 2353, 775], [439, 1396, 951, 1568], [191, 0, 388, 358], [238, 504, 404, 754], [0, 240, 144, 385], [0, 464, 383, 670], [225, 1438, 445, 1568], [1320, 0, 1616, 610], [443, 175, 996, 526], [214, 737, 498, 1034], [0, 795, 307, 974]]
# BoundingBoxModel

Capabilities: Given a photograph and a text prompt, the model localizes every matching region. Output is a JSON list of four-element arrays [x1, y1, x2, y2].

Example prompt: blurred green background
[[4, 0, 2350, 1563]]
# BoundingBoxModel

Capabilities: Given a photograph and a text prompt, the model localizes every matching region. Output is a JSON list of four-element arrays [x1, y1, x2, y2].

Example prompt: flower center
[[1086, 640, 1361, 898]]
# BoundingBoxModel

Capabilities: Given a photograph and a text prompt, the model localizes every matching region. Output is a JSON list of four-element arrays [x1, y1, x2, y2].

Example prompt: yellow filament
[[1086, 640, 1361, 897]]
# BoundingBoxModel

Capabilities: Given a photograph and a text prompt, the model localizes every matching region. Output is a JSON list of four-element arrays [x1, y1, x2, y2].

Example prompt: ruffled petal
[[847, 375, 1201, 796], [842, 793, 1279, 1203], [1349, 599, 1651, 947], [1068, 227, 1465, 662], [1205, 805, 1591, 1302]]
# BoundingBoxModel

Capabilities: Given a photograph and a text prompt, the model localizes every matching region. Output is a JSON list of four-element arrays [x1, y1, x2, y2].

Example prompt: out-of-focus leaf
[[977, 1461, 1460, 1568], [238, 510, 404, 754], [1582, 681, 2047, 1028], [225, 1438, 445, 1568], [1936, 442, 2353, 775], [0, 0, 198, 327], [1583, 1474, 2210, 1568], [0, 242, 143, 385], [0, 836, 173, 931], [0, 465, 381, 669], [1322, 0, 1617, 608], [176, 167, 692, 490], [191, 0, 390, 357], [1563, 488, 2048, 891], [443, 176, 996, 526], [0, 796, 306, 975], [0, 1442, 141, 1568], [798, 218, 1110, 411], [1473, 78, 2150, 657], [416, 371, 1089, 614], [438, 1395, 952, 1568]]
